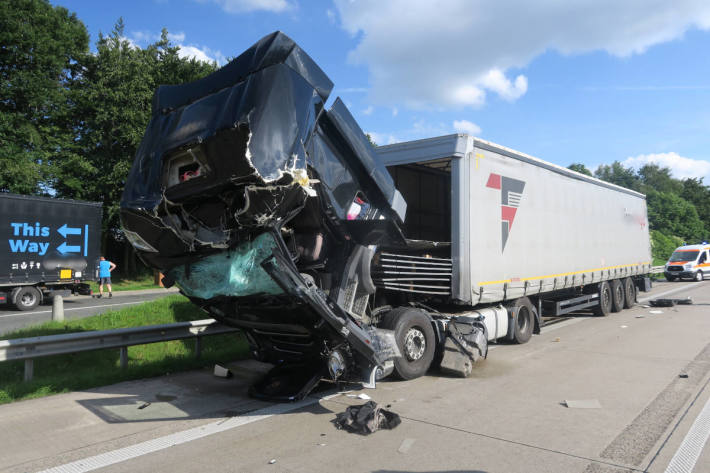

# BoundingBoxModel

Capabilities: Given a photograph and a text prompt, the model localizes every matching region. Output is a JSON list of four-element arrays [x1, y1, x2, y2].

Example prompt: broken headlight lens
[[124, 229, 158, 253]]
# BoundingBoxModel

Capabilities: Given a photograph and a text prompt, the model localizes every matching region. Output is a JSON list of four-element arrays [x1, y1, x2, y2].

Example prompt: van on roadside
[[664, 244, 710, 282]]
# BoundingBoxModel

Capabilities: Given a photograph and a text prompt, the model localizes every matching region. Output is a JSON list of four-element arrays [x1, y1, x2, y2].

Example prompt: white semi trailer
[[375, 134, 652, 345], [121, 32, 652, 400]]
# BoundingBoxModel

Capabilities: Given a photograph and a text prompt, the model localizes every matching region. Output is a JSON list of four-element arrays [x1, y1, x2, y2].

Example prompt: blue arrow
[[57, 242, 81, 254], [58, 224, 82, 238]]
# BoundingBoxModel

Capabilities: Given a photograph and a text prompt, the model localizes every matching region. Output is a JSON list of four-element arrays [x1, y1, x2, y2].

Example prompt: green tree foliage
[[645, 189, 704, 241], [0, 0, 89, 194], [681, 178, 710, 229], [567, 163, 592, 176], [593, 161, 640, 191], [650, 230, 685, 264], [638, 163, 682, 195]]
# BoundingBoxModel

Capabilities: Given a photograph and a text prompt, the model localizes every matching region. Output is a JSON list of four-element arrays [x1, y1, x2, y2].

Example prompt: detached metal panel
[[378, 135, 652, 305]]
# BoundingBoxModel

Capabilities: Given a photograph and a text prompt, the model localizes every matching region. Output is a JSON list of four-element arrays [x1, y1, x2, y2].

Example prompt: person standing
[[98, 256, 116, 298]]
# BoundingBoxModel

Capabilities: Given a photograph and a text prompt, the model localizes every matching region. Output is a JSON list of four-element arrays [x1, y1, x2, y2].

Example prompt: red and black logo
[[486, 173, 526, 251]]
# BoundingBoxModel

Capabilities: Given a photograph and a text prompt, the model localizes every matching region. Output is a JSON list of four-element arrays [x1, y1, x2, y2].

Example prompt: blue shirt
[[99, 260, 112, 278]]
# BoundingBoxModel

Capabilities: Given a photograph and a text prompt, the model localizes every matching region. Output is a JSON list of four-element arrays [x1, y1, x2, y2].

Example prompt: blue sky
[[57, 0, 710, 181]]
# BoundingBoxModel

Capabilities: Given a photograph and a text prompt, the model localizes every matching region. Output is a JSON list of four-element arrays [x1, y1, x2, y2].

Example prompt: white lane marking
[[664, 395, 710, 473], [638, 282, 701, 304], [39, 393, 338, 473], [0, 301, 148, 319]]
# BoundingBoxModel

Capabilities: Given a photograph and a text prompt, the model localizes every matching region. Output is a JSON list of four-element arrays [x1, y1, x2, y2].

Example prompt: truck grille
[[372, 252, 452, 295], [667, 266, 683, 271]]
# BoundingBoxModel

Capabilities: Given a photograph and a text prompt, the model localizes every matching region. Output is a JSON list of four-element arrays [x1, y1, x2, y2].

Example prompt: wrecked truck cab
[[120, 31, 427, 400]]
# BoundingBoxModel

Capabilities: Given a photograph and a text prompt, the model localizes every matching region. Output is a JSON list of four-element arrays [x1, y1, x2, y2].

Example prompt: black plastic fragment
[[334, 401, 401, 434]]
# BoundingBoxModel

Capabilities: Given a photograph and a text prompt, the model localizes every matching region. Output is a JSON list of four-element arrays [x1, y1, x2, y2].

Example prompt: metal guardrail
[[650, 265, 665, 274], [0, 319, 239, 381]]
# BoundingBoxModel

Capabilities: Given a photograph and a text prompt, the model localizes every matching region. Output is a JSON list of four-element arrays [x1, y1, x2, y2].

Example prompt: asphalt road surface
[[1, 280, 709, 473], [0, 288, 180, 335]]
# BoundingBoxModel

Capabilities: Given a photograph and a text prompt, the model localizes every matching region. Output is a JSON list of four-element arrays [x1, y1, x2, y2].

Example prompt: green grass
[[88, 273, 159, 293], [0, 295, 249, 404]]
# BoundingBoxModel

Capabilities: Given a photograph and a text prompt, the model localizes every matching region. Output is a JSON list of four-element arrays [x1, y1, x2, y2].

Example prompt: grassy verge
[[88, 273, 159, 293], [0, 295, 249, 404]]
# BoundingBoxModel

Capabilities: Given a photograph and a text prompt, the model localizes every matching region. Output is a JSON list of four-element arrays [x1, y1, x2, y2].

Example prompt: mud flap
[[439, 316, 488, 378]]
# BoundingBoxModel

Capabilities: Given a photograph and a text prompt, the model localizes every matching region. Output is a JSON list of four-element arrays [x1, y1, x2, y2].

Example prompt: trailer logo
[[486, 173, 526, 251]]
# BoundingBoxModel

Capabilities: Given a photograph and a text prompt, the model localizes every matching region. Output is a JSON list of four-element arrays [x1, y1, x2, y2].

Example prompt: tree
[[366, 133, 378, 147], [568, 163, 592, 176], [650, 230, 685, 264], [637, 163, 682, 195], [646, 189, 704, 242], [680, 177, 710, 238], [0, 0, 89, 194], [594, 161, 640, 191]]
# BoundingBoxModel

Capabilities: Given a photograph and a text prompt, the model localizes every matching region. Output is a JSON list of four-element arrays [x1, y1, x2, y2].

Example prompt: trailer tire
[[623, 277, 636, 309], [593, 281, 612, 316], [382, 307, 436, 380], [507, 297, 534, 344], [12, 286, 41, 311], [610, 279, 624, 313]]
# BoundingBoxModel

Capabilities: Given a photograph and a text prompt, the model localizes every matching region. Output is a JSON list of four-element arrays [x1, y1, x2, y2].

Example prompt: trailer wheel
[[12, 286, 41, 311], [593, 281, 612, 316], [622, 277, 636, 309], [610, 279, 624, 313], [507, 297, 534, 344], [381, 307, 436, 380]]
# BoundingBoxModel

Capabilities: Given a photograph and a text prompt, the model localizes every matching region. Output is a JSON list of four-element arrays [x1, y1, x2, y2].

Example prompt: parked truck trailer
[[0, 194, 102, 310], [120, 32, 651, 401]]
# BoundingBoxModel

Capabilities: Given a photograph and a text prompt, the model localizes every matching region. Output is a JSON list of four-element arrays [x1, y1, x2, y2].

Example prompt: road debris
[[649, 310, 663, 315], [398, 438, 417, 453], [213, 364, 233, 378], [649, 297, 692, 307], [137, 402, 151, 410], [268, 459, 276, 464], [564, 399, 602, 409], [334, 401, 401, 434], [620, 325, 628, 328], [679, 373, 689, 379], [346, 393, 372, 400]]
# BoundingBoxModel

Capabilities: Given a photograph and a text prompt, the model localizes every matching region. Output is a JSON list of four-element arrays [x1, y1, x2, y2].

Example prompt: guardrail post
[[24, 359, 33, 381], [52, 295, 64, 322], [195, 336, 202, 358], [119, 347, 128, 368]]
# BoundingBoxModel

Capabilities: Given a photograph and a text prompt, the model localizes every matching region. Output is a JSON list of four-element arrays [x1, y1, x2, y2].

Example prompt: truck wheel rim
[[21, 293, 36, 306], [404, 328, 426, 361]]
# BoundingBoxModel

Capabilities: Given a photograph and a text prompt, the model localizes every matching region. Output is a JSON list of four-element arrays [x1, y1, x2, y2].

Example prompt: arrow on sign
[[58, 224, 82, 238], [57, 242, 81, 254]]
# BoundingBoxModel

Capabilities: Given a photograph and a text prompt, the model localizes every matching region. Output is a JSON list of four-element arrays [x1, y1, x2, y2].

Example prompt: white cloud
[[177, 44, 226, 65], [453, 120, 481, 136], [362, 105, 374, 115], [211, 0, 293, 13], [168, 32, 186, 43], [391, 107, 398, 117], [623, 152, 710, 182], [367, 131, 400, 146], [119, 36, 140, 50], [334, 0, 710, 108]]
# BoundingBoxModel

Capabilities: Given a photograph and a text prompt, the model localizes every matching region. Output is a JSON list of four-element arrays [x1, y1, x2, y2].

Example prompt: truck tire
[[695, 271, 704, 282], [507, 297, 534, 344], [381, 307, 436, 380], [610, 279, 624, 313], [665, 274, 676, 282], [12, 286, 41, 311], [623, 277, 636, 309], [593, 281, 612, 316]]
